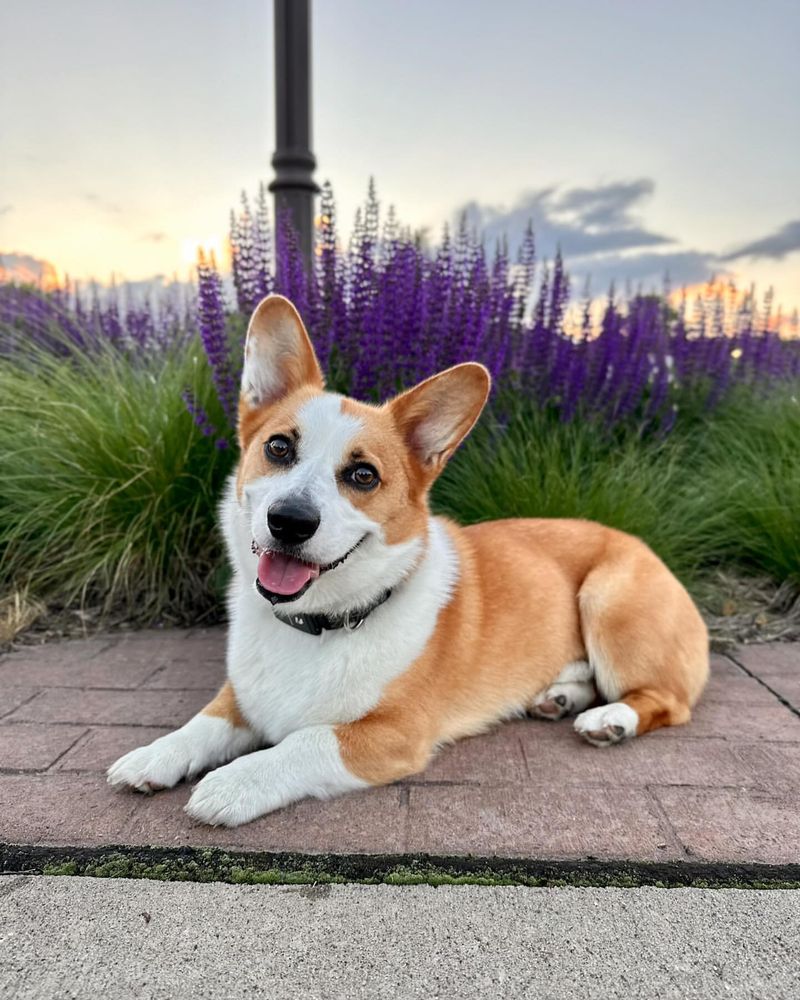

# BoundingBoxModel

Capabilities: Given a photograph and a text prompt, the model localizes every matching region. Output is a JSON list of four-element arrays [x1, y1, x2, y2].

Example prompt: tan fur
[[201, 681, 248, 729], [338, 396, 433, 545], [387, 363, 491, 474], [337, 519, 708, 781]]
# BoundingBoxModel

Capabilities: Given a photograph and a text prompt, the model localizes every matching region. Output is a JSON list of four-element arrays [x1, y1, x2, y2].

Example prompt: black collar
[[271, 588, 393, 636]]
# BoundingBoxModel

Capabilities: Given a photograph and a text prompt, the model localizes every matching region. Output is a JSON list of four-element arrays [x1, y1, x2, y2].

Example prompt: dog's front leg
[[107, 682, 257, 792], [185, 715, 432, 827]]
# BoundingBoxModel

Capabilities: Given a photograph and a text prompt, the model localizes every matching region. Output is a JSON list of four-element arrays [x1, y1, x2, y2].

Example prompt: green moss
[[16, 847, 800, 891], [42, 861, 79, 876]]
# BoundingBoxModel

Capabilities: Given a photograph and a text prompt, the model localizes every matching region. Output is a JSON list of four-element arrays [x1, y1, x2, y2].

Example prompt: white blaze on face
[[243, 394, 376, 569], [295, 393, 363, 480]]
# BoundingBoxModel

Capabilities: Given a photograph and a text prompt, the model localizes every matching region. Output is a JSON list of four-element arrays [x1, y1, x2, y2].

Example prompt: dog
[[108, 294, 709, 826]]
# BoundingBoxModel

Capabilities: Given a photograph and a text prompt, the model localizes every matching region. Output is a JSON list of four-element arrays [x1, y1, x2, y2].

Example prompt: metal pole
[[269, 0, 319, 271]]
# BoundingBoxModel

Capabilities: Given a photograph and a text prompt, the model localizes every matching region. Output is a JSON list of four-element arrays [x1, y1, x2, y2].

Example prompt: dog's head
[[229, 294, 490, 614]]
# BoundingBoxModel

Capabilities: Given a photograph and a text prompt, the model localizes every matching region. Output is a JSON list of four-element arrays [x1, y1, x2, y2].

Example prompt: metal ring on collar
[[343, 611, 365, 632]]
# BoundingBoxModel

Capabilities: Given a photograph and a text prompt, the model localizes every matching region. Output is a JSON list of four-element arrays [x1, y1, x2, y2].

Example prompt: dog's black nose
[[267, 498, 321, 545]]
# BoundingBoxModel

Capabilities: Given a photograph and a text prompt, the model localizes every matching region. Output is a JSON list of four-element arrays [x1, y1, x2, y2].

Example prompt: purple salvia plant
[[181, 389, 216, 437], [4, 179, 799, 442], [274, 207, 313, 331], [230, 193, 261, 316], [315, 180, 347, 371], [253, 182, 274, 302], [196, 250, 238, 428]]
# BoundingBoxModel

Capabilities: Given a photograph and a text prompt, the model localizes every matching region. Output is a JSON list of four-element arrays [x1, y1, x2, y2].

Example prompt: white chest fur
[[225, 517, 459, 744]]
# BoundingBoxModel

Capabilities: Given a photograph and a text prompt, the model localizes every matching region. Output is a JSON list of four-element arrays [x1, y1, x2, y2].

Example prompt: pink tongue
[[257, 551, 320, 596]]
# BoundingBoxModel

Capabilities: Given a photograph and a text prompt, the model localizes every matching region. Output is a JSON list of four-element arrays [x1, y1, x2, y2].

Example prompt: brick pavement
[[1, 630, 798, 865]]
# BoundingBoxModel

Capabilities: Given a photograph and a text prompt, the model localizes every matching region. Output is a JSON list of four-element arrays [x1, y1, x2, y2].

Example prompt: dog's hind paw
[[532, 680, 596, 721], [574, 703, 638, 747]]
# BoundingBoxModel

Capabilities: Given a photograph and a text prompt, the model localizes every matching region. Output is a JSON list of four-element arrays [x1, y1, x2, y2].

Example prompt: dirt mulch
[[4, 573, 799, 655]]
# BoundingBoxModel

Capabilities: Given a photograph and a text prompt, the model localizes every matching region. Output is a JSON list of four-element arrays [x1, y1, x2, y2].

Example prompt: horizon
[[1, 0, 798, 316]]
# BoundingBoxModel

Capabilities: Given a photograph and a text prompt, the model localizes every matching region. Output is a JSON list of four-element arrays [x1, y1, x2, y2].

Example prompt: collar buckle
[[287, 613, 324, 636]]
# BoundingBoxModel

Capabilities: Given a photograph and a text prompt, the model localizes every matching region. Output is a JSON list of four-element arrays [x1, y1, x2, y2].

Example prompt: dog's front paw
[[107, 734, 193, 792], [185, 758, 267, 827]]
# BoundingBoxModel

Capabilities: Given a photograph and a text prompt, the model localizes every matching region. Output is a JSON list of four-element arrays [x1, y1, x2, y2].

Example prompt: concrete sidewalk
[[1, 629, 799, 867], [2, 876, 799, 1000]]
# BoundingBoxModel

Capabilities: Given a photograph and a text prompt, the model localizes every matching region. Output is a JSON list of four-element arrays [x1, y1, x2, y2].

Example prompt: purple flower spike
[[196, 251, 238, 427]]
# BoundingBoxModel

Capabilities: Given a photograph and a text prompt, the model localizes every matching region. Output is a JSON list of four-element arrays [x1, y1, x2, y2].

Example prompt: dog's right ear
[[239, 295, 324, 418]]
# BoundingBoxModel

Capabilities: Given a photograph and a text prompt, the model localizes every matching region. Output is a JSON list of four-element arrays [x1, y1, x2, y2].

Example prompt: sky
[[1, 0, 799, 312]]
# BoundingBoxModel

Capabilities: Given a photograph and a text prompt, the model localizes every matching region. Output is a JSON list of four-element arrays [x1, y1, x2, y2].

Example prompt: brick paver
[[0, 688, 41, 720], [7, 688, 217, 727], [54, 726, 173, 772], [1, 630, 798, 865], [405, 782, 673, 860], [651, 787, 800, 865], [0, 723, 87, 771]]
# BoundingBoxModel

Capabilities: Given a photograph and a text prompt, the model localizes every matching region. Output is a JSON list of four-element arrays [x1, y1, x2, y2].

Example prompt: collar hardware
[[271, 588, 392, 636], [344, 612, 365, 632]]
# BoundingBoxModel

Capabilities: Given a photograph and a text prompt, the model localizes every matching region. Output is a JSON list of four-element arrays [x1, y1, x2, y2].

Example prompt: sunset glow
[[1, 1, 798, 318], [181, 235, 227, 270]]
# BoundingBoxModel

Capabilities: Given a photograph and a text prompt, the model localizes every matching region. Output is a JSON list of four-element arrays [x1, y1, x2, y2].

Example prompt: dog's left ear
[[389, 362, 491, 475], [240, 295, 324, 414]]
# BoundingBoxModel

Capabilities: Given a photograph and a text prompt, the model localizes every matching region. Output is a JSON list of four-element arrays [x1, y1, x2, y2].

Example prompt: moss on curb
[[3, 844, 797, 890]]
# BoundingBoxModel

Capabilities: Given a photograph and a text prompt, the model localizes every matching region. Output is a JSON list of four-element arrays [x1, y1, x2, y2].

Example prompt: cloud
[[458, 179, 672, 261], [140, 231, 167, 243], [723, 220, 800, 261], [455, 179, 723, 293], [0, 204, 12, 216], [0, 252, 59, 289], [83, 192, 123, 214], [554, 179, 658, 230]]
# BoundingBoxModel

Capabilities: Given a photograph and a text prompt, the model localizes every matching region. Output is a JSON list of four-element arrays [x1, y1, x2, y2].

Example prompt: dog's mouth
[[252, 537, 366, 605]]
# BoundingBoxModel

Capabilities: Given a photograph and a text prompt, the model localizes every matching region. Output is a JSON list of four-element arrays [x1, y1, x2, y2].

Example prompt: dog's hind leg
[[574, 688, 691, 746], [572, 546, 708, 746]]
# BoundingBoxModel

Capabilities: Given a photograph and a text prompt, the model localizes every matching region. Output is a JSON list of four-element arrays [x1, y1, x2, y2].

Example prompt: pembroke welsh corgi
[[108, 294, 709, 826]]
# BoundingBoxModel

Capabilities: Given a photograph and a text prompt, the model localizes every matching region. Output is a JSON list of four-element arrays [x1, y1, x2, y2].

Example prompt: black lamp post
[[269, 0, 319, 270]]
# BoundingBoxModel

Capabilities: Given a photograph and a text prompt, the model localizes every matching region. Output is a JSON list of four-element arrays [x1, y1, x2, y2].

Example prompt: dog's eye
[[264, 435, 294, 464], [348, 464, 379, 491]]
